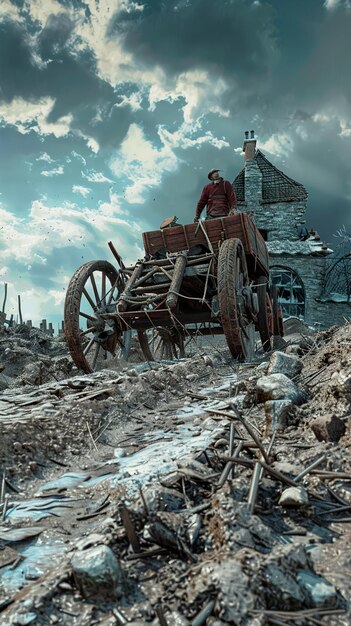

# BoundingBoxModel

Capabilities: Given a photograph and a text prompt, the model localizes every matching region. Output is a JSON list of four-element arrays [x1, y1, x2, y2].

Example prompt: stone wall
[[238, 156, 307, 241], [270, 254, 351, 328], [239, 200, 306, 241]]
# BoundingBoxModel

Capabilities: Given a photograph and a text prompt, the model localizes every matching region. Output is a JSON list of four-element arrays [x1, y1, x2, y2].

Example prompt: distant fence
[[1, 281, 65, 336], [25, 319, 65, 337]]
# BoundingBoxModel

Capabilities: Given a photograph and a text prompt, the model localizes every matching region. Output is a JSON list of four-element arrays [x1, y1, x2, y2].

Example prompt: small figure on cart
[[194, 168, 237, 222]]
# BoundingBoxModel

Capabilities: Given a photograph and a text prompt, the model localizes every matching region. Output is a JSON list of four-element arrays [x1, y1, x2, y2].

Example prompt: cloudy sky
[[0, 0, 350, 327]]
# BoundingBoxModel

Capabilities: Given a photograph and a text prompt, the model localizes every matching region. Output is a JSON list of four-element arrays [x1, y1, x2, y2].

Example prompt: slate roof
[[233, 150, 308, 204]]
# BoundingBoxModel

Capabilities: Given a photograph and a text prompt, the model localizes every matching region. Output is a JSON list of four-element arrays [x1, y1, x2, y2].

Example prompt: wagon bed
[[142, 213, 269, 277]]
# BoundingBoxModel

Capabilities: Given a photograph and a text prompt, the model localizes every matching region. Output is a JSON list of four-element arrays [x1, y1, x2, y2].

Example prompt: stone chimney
[[242, 130, 262, 213], [243, 129, 256, 160]]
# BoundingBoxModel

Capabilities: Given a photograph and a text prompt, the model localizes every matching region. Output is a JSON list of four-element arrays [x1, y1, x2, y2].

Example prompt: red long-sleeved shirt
[[195, 178, 237, 220]]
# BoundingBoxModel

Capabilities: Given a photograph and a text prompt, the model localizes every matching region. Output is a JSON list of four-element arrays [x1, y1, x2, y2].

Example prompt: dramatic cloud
[[0, 97, 72, 137], [0, 0, 351, 325]]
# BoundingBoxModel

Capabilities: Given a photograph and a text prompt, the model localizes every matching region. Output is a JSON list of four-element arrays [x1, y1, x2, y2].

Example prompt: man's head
[[208, 168, 222, 181]]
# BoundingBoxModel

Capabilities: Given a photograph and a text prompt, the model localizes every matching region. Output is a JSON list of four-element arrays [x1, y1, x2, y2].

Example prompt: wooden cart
[[64, 214, 283, 373]]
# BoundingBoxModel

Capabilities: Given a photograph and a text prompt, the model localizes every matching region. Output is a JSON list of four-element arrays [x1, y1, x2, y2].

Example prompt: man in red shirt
[[194, 169, 237, 222]]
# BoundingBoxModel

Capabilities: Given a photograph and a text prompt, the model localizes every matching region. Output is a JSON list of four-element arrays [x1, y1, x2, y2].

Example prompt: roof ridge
[[255, 149, 306, 190]]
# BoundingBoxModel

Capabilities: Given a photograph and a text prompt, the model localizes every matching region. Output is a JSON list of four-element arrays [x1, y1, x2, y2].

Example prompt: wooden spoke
[[138, 328, 185, 362], [107, 279, 119, 306], [101, 271, 106, 306], [90, 272, 100, 306], [79, 311, 95, 322], [65, 260, 131, 373], [154, 336, 162, 354], [80, 327, 94, 337], [91, 343, 101, 370], [83, 337, 95, 356], [257, 276, 272, 352], [82, 287, 97, 311]]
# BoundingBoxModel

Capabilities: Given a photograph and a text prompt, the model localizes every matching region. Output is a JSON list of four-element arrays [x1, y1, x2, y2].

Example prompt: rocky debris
[[71, 544, 126, 599], [256, 372, 306, 405], [258, 544, 338, 610], [137, 485, 186, 514], [0, 354, 215, 485], [264, 398, 292, 434], [284, 317, 314, 336], [2, 327, 351, 625], [267, 350, 303, 379], [311, 414, 346, 442], [0, 324, 72, 389], [278, 485, 309, 507]]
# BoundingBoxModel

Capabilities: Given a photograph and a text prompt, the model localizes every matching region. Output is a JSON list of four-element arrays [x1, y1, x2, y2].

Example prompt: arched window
[[270, 266, 305, 318]]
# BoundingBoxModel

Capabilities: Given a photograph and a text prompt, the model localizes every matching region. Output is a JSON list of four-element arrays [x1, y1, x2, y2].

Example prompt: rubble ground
[[1, 321, 351, 626]]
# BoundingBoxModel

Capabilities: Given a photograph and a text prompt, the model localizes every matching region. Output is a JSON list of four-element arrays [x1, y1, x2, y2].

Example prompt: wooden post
[[166, 252, 187, 309], [18, 295, 23, 324], [108, 241, 125, 269], [2, 283, 7, 314]]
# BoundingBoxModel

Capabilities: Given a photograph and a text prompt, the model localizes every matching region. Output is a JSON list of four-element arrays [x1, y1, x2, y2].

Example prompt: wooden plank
[[142, 215, 269, 275]]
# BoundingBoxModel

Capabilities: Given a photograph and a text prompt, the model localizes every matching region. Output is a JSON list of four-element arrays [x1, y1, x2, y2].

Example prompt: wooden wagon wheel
[[217, 238, 255, 361], [64, 260, 131, 373], [257, 275, 273, 352], [138, 327, 185, 361], [271, 284, 285, 336]]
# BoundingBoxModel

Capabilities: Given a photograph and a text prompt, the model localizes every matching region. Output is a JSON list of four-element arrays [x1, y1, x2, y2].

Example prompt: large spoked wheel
[[138, 327, 185, 361], [217, 238, 255, 361], [64, 260, 131, 373], [257, 275, 273, 352]]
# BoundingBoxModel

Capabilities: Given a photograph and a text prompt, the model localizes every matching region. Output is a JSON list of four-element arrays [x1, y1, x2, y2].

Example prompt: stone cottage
[[232, 131, 351, 327]]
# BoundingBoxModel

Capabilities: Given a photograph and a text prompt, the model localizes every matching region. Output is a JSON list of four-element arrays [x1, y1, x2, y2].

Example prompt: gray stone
[[296, 571, 337, 607], [284, 317, 313, 335], [260, 545, 310, 610], [210, 559, 255, 623], [256, 373, 306, 405], [272, 335, 288, 350], [311, 414, 346, 443], [163, 612, 189, 626], [264, 399, 292, 434], [141, 485, 186, 513], [96, 615, 118, 626], [71, 545, 125, 598], [268, 351, 303, 379], [278, 486, 309, 507], [13, 613, 37, 625], [285, 344, 301, 355], [75, 533, 107, 551]]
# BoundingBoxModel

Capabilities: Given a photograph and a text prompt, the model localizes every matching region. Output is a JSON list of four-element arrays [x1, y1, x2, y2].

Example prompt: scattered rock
[[284, 317, 313, 336], [11, 612, 37, 625], [264, 399, 292, 434], [272, 335, 288, 350], [256, 373, 306, 405], [268, 351, 303, 379], [71, 545, 126, 599], [139, 485, 186, 514], [311, 414, 346, 443], [296, 571, 337, 608], [278, 486, 309, 507], [259, 545, 311, 610]]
